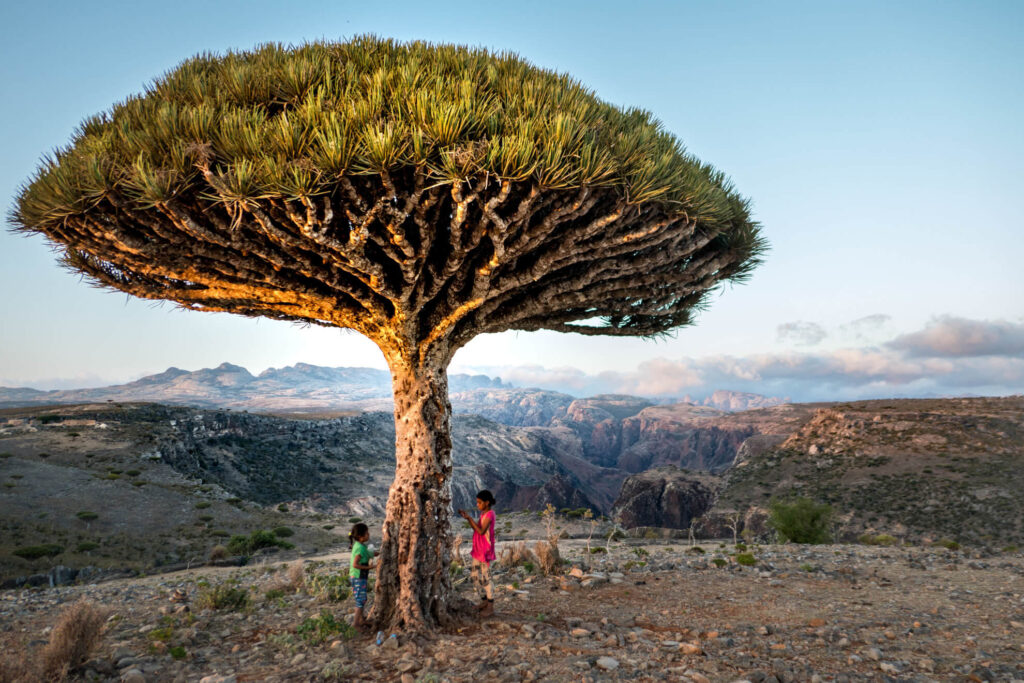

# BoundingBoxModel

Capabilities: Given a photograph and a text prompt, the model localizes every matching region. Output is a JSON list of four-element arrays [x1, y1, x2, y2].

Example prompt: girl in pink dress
[[458, 489, 496, 617]]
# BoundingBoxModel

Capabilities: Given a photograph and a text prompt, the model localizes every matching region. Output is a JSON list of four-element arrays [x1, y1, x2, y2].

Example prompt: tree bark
[[369, 353, 464, 632]]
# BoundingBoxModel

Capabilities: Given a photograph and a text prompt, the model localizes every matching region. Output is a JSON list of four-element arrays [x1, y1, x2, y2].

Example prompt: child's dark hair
[[476, 490, 496, 506], [348, 522, 369, 548]]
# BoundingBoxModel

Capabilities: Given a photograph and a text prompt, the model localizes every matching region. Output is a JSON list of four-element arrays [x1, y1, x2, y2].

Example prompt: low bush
[[768, 496, 832, 544], [307, 571, 349, 602], [272, 526, 294, 538], [227, 529, 291, 555], [194, 502, 211, 510], [712, 558, 728, 568], [347, 517, 362, 523], [297, 610, 356, 644], [14, 544, 64, 560], [195, 582, 250, 610], [209, 545, 228, 561], [76, 541, 100, 553], [75, 511, 98, 522], [935, 538, 961, 551], [734, 552, 756, 566]]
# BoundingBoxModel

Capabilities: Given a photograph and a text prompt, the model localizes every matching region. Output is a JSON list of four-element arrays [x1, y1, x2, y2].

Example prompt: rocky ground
[[2, 538, 1023, 682]]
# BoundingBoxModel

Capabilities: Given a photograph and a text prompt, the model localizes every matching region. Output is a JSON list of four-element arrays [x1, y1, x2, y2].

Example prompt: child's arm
[[458, 509, 490, 536]]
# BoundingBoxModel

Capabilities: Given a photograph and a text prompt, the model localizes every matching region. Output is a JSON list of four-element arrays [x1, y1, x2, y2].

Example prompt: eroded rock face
[[611, 467, 720, 529]]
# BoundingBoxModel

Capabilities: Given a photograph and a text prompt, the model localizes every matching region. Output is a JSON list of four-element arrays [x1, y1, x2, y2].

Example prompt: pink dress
[[470, 509, 496, 563]]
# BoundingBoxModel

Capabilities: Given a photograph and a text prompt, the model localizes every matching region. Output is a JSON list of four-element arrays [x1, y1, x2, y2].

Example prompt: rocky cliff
[[611, 467, 719, 529]]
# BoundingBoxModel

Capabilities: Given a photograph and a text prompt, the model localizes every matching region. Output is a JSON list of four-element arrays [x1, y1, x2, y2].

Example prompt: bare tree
[[725, 510, 742, 545], [12, 37, 765, 631]]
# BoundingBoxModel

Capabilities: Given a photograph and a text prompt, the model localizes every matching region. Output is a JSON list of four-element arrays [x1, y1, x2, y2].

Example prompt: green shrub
[[799, 563, 815, 572], [13, 544, 63, 560], [125, 470, 141, 477], [272, 526, 294, 538], [0, 452, 11, 458], [37, 415, 62, 424], [277, 504, 289, 512], [936, 538, 960, 551], [632, 547, 649, 558], [712, 558, 728, 568], [198, 515, 214, 522], [195, 582, 250, 610], [297, 610, 355, 644], [211, 530, 229, 537], [38, 452, 51, 458], [589, 546, 607, 554], [347, 517, 362, 523], [227, 529, 289, 555], [169, 646, 187, 660], [323, 525, 335, 531], [76, 511, 98, 521], [226, 497, 242, 504], [735, 543, 747, 551], [264, 588, 286, 601], [768, 496, 832, 544], [688, 546, 705, 554], [132, 480, 147, 487], [307, 572, 350, 602], [1002, 545, 1019, 553], [522, 561, 535, 573], [735, 552, 756, 566], [194, 502, 211, 510], [76, 542, 100, 552]]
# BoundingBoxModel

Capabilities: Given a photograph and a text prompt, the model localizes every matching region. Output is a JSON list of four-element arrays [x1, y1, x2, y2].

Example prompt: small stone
[[879, 662, 900, 674], [678, 642, 702, 655], [199, 676, 236, 683], [401, 675, 415, 683], [595, 656, 619, 671], [290, 653, 305, 665], [689, 673, 711, 683], [570, 628, 590, 638], [116, 657, 137, 669], [918, 658, 936, 672], [865, 647, 882, 661], [397, 660, 419, 673], [121, 670, 146, 683], [808, 618, 826, 627]]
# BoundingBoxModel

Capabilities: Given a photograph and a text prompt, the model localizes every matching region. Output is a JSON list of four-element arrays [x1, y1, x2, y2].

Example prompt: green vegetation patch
[[768, 496, 832, 544], [13, 543, 64, 560], [297, 610, 355, 645]]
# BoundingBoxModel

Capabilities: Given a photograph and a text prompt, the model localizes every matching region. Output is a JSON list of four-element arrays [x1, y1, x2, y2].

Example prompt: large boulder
[[612, 467, 720, 529]]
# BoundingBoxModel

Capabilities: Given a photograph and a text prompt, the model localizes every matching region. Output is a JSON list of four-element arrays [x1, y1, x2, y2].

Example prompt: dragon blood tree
[[12, 36, 765, 631]]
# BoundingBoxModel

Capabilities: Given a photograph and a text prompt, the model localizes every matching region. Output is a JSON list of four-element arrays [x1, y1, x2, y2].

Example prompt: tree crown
[[11, 36, 765, 358]]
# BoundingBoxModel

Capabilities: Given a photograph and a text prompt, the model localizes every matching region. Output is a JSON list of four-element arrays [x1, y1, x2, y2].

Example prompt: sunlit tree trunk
[[369, 351, 463, 631]]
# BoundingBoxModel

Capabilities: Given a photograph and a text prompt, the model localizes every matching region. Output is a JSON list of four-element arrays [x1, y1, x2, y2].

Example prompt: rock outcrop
[[611, 467, 720, 529]]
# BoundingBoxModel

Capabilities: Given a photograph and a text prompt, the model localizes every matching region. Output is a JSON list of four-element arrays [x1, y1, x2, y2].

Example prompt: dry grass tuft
[[266, 560, 306, 594], [533, 540, 561, 575], [286, 560, 306, 592], [40, 599, 106, 681], [0, 651, 39, 683], [499, 541, 536, 569], [208, 544, 228, 561]]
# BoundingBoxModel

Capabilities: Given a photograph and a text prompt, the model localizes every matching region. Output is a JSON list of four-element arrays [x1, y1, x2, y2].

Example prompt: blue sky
[[1, 1, 1022, 401]]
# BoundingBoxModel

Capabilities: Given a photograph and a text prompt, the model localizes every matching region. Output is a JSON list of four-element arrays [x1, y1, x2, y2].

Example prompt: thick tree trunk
[[369, 354, 464, 632]]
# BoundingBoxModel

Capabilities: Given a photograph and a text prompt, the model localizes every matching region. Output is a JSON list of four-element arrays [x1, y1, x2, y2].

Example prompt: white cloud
[[888, 316, 1024, 358], [777, 321, 827, 346], [487, 316, 1024, 401]]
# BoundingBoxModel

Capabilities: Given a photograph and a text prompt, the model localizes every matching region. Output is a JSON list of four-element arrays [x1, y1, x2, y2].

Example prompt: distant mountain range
[[0, 362, 787, 414]]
